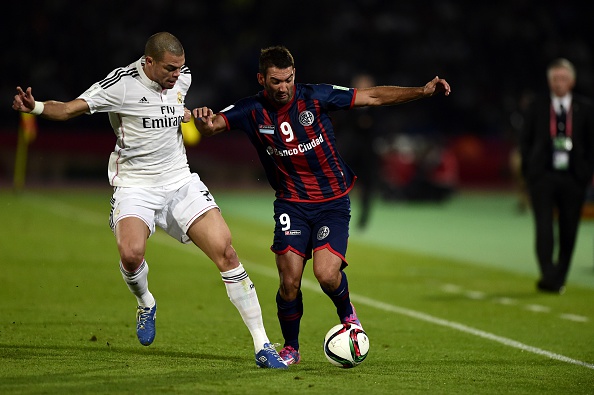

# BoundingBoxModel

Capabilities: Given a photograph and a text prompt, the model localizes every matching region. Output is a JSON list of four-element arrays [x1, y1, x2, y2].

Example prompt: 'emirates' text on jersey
[[78, 57, 192, 187], [220, 83, 357, 202]]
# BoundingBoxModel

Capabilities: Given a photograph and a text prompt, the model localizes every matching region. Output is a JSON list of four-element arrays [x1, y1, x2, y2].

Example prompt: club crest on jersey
[[177, 91, 183, 104], [259, 124, 275, 134], [299, 110, 315, 126], [317, 226, 330, 240]]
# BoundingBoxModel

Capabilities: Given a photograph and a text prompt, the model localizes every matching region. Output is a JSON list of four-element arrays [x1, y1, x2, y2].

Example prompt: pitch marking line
[[346, 291, 594, 370], [493, 297, 517, 305], [560, 314, 589, 323], [35, 195, 594, 371], [525, 304, 551, 313], [441, 283, 589, 322], [241, 263, 594, 371]]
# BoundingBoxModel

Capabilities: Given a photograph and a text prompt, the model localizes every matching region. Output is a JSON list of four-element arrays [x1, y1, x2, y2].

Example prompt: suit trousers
[[527, 171, 587, 286]]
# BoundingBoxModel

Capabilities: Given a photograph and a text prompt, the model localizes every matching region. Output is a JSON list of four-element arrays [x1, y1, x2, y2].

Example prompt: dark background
[[1, 0, 592, 188]]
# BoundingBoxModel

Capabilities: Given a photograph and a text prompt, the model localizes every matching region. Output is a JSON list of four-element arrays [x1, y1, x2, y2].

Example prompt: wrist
[[30, 101, 44, 115]]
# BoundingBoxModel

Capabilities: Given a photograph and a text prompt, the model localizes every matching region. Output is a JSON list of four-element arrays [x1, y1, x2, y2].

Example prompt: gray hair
[[547, 58, 576, 81]]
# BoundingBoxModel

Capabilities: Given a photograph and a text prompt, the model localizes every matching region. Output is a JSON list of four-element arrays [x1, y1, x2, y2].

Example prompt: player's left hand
[[424, 76, 451, 97]]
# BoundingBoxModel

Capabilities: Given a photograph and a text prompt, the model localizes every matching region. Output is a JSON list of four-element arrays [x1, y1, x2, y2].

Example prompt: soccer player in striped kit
[[12, 33, 287, 369], [193, 46, 451, 365]]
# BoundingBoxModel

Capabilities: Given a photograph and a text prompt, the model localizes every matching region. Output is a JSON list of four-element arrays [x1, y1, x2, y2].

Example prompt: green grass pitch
[[1, 188, 593, 394]]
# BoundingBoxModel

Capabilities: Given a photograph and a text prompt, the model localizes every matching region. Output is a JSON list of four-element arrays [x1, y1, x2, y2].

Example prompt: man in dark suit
[[520, 58, 594, 293]]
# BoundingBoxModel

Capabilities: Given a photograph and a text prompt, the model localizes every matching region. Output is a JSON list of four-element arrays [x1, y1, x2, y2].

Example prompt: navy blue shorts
[[271, 196, 351, 265]]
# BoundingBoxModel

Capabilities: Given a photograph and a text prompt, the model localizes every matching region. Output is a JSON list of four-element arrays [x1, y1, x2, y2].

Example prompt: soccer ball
[[323, 323, 369, 368]]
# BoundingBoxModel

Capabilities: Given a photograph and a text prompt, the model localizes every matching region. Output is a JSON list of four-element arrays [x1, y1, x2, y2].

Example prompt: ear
[[145, 56, 154, 67], [257, 73, 265, 87]]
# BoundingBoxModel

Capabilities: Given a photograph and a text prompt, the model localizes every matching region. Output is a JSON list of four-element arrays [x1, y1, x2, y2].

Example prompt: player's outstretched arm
[[13, 86, 89, 121], [191, 106, 227, 137], [353, 76, 451, 108]]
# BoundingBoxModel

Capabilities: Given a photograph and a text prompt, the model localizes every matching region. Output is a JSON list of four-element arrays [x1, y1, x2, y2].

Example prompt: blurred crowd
[[2, 0, 593, 189], [3, 1, 593, 129]]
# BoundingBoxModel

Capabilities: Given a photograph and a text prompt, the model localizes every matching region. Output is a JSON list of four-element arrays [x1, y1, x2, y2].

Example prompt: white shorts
[[109, 173, 219, 244]]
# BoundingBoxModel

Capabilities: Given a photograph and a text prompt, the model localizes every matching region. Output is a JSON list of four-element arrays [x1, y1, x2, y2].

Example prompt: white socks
[[120, 260, 155, 308], [221, 263, 269, 351], [121, 260, 268, 351]]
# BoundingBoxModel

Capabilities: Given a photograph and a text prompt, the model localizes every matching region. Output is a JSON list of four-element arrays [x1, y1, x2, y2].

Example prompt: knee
[[118, 242, 145, 270], [216, 243, 239, 271], [314, 267, 341, 292], [223, 244, 238, 264], [279, 275, 301, 301]]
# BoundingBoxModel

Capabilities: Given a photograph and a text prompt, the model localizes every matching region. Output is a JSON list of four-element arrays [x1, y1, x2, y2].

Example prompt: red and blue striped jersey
[[220, 83, 358, 202]]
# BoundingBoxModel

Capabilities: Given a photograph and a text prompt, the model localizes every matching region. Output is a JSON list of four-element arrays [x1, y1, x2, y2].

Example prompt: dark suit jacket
[[520, 94, 594, 185]]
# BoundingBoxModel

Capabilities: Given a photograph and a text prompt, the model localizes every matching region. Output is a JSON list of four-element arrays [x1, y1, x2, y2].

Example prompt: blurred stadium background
[[1, 0, 593, 194], [2, 3, 594, 390]]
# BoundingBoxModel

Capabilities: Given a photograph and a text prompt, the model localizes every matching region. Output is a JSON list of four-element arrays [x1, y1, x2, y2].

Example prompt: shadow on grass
[[0, 342, 281, 392], [0, 342, 232, 361]]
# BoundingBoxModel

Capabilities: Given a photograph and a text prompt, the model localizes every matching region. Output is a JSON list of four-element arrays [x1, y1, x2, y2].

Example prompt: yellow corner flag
[[181, 117, 201, 146], [13, 112, 38, 192]]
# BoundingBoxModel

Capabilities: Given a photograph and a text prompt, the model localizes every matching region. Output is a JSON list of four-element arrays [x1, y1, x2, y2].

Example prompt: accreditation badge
[[552, 136, 572, 170]]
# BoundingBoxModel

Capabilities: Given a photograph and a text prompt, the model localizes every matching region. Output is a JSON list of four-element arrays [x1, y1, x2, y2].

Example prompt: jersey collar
[[136, 56, 164, 92]]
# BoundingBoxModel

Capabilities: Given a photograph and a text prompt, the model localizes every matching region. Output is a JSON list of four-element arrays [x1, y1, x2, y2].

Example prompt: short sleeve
[[219, 100, 251, 131], [313, 84, 355, 111], [77, 71, 126, 114]]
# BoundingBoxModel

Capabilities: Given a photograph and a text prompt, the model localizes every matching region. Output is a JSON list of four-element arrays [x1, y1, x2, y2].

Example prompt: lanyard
[[550, 103, 573, 138]]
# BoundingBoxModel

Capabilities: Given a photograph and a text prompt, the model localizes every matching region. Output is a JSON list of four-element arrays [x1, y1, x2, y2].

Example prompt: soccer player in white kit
[[12, 32, 287, 369]]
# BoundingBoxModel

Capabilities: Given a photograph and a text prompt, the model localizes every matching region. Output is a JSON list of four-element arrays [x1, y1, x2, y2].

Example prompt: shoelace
[[279, 346, 296, 357], [137, 307, 152, 329]]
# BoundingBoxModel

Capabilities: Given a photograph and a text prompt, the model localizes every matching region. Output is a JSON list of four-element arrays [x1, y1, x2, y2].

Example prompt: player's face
[[145, 52, 185, 90], [548, 67, 575, 97], [259, 67, 295, 105]]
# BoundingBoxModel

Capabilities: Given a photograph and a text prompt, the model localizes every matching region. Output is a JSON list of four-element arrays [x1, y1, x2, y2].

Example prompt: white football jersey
[[78, 57, 192, 187]]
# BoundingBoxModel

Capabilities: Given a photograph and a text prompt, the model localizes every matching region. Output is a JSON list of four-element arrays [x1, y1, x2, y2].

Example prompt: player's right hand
[[13, 87, 35, 112], [192, 106, 214, 127]]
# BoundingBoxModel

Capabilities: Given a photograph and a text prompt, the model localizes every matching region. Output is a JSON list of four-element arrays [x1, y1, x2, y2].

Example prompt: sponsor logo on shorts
[[285, 230, 301, 235], [317, 226, 330, 240]]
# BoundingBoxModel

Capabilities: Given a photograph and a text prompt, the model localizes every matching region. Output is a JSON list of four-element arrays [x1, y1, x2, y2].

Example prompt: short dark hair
[[259, 46, 294, 76], [145, 32, 184, 61]]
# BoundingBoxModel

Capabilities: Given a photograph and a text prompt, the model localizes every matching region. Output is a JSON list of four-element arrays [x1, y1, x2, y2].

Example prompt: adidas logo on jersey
[[138, 97, 149, 104]]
